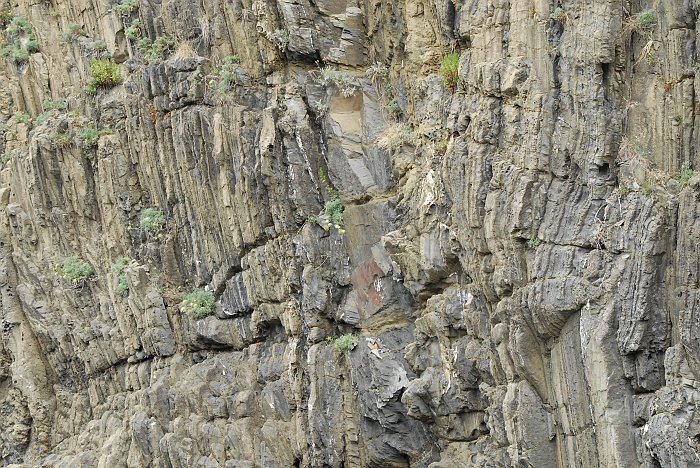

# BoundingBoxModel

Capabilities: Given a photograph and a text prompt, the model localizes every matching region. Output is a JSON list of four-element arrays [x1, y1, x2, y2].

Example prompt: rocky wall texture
[[0, 0, 699, 466]]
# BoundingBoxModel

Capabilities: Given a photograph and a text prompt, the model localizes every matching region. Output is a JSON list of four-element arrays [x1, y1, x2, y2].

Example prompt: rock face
[[0, 0, 699, 466]]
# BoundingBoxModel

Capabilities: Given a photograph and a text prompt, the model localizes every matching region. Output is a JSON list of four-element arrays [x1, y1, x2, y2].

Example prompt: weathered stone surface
[[0, 0, 698, 466]]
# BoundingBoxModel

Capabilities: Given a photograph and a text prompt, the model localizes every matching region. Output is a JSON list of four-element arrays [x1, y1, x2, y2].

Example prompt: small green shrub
[[1, 15, 37, 63], [56, 132, 72, 148], [265, 29, 288, 51], [79, 126, 111, 150], [13, 112, 30, 124], [139, 207, 165, 237], [180, 289, 216, 319], [36, 111, 51, 125], [42, 99, 67, 111], [86, 39, 108, 52], [7, 15, 31, 34], [112, 256, 131, 298], [61, 22, 86, 42], [115, 0, 139, 15], [138, 35, 175, 64], [333, 334, 358, 352], [635, 10, 655, 33], [214, 55, 241, 92], [678, 165, 694, 188], [53, 256, 95, 283], [125, 19, 141, 40], [85, 58, 120, 94], [0, 42, 27, 63], [440, 52, 460, 91], [527, 236, 541, 250]]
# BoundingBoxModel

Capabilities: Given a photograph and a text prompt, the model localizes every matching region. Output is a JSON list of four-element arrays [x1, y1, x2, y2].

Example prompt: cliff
[[0, 0, 698, 466]]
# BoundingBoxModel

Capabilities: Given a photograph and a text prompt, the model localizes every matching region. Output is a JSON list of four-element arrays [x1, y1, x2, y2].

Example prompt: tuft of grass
[[138, 35, 175, 64], [180, 289, 216, 319], [678, 165, 694, 188], [139, 207, 165, 238], [439, 52, 460, 91], [53, 256, 95, 284], [214, 55, 241, 92], [85, 58, 121, 95], [333, 333, 358, 352]]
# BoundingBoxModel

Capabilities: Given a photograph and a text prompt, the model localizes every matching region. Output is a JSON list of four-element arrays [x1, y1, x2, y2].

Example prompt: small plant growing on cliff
[[214, 55, 241, 92], [319, 66, 361, 98], [180, 289, 215, 319], [527, 236, 541, 250], [265, 28, 289, 51], [85, 58, 120, 94], [115, 0, 139, 15], [140, 208, 165, 238], [678, 165, 694, 188], [440, 52, 460, 91], [634, 10, 655, 33], [310, 168, 345, 234], [111, 256, 131, 297], [54, 257, 95, 284], [333, 334, 358, 352], [125, 19, 141, 40], [1, 15, 38, 64], [61, 22, 86, 42], [138, 35, 175, 64], [13, 112, 31, 124], [79, 126, 111, 150]]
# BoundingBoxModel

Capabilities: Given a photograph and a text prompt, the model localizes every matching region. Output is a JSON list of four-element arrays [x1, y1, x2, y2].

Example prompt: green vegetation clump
[[111, 256, 131, 298], [115, 0, 139, 15], [333, 334, 358, 352], [139, 207, 165, 237], [79, 126, 111, 150], [440, 52, 460, 90], [180, 289, 216, 319], [635, 10, 655, 32], [13, 112, 30, 124], [125, 20, 141, 40], [85, 58, 120, 95], [310, 168, 345, 234], [138, 35, 175, 64], [6, 15, 30, 34], [678, 165, 694, 188], [61, 22, 86, 42], [1, 15, 37, 64], [36, 99, 67, 125], [53, 256, 95, 283], [265, 29, 289, 51], [214, 55, 241, 92], [527, 236, 541, 250]]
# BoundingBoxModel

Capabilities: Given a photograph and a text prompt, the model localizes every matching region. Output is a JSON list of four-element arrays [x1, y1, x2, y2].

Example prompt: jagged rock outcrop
[[1, 0, 699, 466]]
